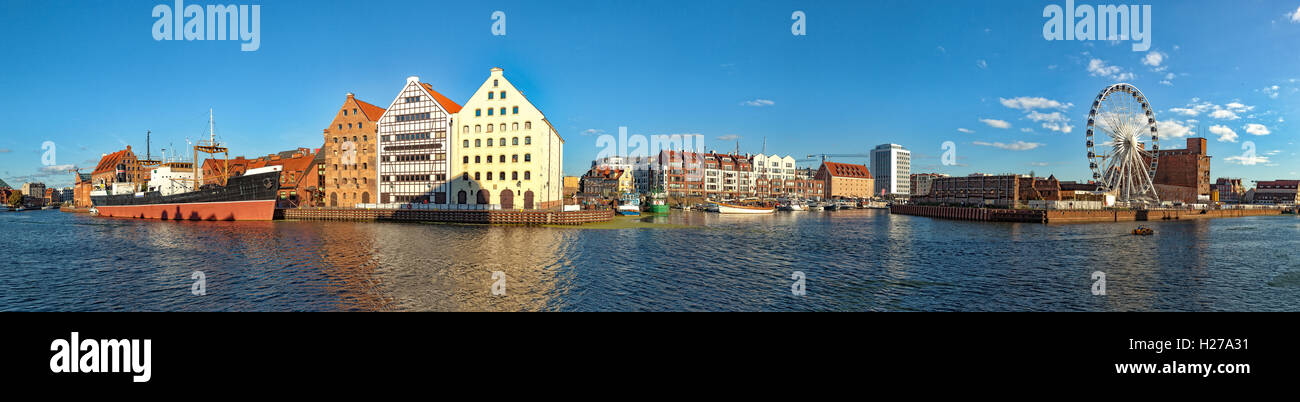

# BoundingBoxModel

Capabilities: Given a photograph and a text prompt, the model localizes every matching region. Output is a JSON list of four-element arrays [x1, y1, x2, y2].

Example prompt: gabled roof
[[93, 147, 133, 175], [819, 162, 871, 179], [353, 98, 386, 121], [0, 178, 10, 189], [419, 83, 463, 114]]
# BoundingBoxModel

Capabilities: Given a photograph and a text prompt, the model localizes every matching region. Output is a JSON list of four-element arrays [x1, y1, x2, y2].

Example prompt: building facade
[[91, 146, 149, 192], [451, 68, 564, 210], [815, 162, 874, 199], [376, 76, 461, 205], [322, 93, 384, 207], [909, 173, 949, 196], [1253, 180, 1299, 204], [871, 144, 911, 196], [1152, 137, 1212, 197], [1212, 178, 1246, 203]]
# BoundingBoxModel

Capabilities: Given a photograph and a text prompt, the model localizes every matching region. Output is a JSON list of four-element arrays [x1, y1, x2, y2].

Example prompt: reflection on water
[[1, 209, 1299, 311]]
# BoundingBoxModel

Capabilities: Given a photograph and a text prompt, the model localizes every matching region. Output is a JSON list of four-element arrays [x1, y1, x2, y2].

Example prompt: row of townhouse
[[596, 150, 826, 200], [320, 67, 565, 210]]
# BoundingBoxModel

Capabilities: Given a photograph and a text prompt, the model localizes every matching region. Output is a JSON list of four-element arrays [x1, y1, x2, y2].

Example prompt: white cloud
[[741, 99, 774, 107], [999, 96, 1071, 111], [1141, 51, 1165, 67], [581, 129, 605, 136], [1020, 128, 1034, 133], [1244, 123, 1271, 136], [1159, 80, 1173, 86], [1208, 125, 1238, 143], [1210, 109, 1240, 120], [957, 128, 974, 134], [973, 140, 1042, 151], [1224, 155, 1269, 166], [1225, 102, 1254, 113], [979, 118, 1011, 129], [976, 59, 988, 69], [717, 134, 742, 141], [1290, 6, 1300, 23], [1262, 85, 1281, 99], [1087, 59, 1134, 81], [1025, 111, 1073, 133], [1157, 120, 1195, 139]]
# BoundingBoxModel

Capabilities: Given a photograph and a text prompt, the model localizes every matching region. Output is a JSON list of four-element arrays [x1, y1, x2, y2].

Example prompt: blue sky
[[1, 0, 1297, 189]]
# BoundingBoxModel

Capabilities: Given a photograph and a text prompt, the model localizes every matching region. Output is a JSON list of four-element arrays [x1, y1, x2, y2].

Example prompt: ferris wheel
[[1086, 83, 1161, 205]]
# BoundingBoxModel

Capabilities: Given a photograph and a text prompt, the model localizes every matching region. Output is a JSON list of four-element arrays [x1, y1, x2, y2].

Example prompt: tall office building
[[871, 144, 911, 196]]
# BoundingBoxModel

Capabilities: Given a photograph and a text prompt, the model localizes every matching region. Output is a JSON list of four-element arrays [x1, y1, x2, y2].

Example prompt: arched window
[[499, 124, 505, 132], [524, 121, 531, 130], [524, 153, 531, 162], [525, 136, 532, 145], [499, 137, 506, 145], [487, 155, 493, 163], [493, 79, 498, 87], [474, 172, 480, 181], [487, 138, 493, 146], [363, 135, 367, 142], [475, 125, 481, 133], [524, 171, 530, 180], [463, 125, 469, 133], [463, 140, 470, 148], [338, 124, 342, 130], [512, 122, 519, 131], [463, 156, 469, 163], [511, 171, 518, 180], [486, 124, 494, 133], [475, 139, 481, 147], [512, 154, 518, 163], [474, 156, 480, 163], [499, 171, 506, 181], [512, 137, 519, 145], [487, 172, 493, 180], [333, 137, 338, 143], [359, 123, 363, 129]]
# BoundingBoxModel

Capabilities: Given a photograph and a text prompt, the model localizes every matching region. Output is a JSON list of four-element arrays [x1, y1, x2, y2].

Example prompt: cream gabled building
[[450, 67, 564, 210]]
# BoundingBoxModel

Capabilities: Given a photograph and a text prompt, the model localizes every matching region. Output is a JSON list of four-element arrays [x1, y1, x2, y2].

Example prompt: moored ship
[[89, 110, 282, 221]]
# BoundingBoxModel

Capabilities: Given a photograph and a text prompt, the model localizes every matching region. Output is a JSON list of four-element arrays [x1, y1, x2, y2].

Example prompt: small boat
[[616, 192, 641, 216], [715, 202, 776, 214], [806, 203, 824, 211], [644, 190, 669, 214], [15, 206, 25, 212], [41, 206, 52, 210], [88, 207, 99, 216], [1132, 226, 1154, 236], [777, 201, 805, 211]]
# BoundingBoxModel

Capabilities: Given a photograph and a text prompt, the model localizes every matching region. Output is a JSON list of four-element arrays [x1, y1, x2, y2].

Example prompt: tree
[[8, 191, 24, 208]]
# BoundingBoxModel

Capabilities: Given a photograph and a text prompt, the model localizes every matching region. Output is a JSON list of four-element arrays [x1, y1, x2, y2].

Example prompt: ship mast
[[193, 108, 230, 189], [139, 130, 162, 167]]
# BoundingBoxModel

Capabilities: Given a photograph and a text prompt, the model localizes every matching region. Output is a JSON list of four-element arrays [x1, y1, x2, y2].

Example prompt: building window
[[343, 109, 348, 116], [475, 156, 481, 163], [338, 124, 342, 130], [333, 137, 338, 143], [475, 139, 481, 147], [475, 109, 481, 117], [463, 140, 470, 148], [464, 125, 469, 133], [501, 91, 507, 99], [486, 124, 494, 133], [475, 125, 481, 133], [499, 124, 505, 132], [474, 172, 481, 181], [487, 138, 493, 146], [488, 92, 494, 99], [353, 108, 358, 114], [512, 154, 518, 163], [487, 155, 493, 163], [493, 79, 498, 87], [525, 136, 532, 145], [362, 135, 367, 142], [512, 122, 519, 131], [524, 121, 531, 130], [512, 106, 518, 114], [463, 156, 469, 163], [524, 171, 531, 180], [511, 137, 519, 145], [488, 108, 494, 116], [524, 153, 531, 162], [499, 107, 506, 115], [499, 137, 506, 146], [512, 171, 518, 180], [487, 172, 493, 180]]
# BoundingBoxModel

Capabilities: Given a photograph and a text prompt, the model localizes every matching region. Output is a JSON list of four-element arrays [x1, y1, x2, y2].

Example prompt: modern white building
[[375, 75, 462, 205], [871, 143, 911, 196]]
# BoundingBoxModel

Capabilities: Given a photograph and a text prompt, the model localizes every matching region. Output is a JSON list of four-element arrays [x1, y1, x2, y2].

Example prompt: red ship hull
[[95, 200, 276, 221]]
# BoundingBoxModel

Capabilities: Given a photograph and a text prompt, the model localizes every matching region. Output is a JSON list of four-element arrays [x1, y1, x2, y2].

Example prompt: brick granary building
[[1150, 137, 1212, 202]]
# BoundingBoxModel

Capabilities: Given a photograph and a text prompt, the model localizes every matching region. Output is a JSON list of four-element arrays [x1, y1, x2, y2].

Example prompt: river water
[[2, 209, 1298, 311]]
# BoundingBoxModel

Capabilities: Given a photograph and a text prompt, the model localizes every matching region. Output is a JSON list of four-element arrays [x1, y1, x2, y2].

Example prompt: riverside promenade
[[891, 205, 1287, 224], [283, 208, 614, 225]]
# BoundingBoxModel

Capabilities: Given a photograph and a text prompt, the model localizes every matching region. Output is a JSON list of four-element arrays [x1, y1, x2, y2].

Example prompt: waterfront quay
[[284, 207, 612, 225], [891, 204, 1288, 224]]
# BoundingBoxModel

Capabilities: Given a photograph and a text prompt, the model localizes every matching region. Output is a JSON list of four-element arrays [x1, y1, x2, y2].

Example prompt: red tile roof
[[821, 162, 871, 179], [420, 83, 463, 114], [353, 98, 386, 121], [92, 147, 132, 175]]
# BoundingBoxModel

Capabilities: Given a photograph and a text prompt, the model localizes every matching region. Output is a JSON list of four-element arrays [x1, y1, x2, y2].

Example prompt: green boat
[[645, 188, 670, 214]]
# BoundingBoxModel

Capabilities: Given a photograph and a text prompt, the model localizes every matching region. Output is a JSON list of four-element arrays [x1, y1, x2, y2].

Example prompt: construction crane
[[805, 153, 872, 163]]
